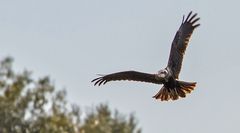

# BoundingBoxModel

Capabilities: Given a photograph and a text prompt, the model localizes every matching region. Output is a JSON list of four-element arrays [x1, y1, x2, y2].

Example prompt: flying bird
[[92, 11, 200, 101]]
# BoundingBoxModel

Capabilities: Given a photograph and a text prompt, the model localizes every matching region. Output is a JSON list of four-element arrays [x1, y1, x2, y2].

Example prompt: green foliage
[[0, 57, 81, 133], [0, 57, 141, 133], [80, 104, 141, 133]]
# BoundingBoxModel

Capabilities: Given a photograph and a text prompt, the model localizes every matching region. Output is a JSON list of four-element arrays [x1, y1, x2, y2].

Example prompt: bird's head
[[158, 69, 168, 78], [157, 68, 171, 81]]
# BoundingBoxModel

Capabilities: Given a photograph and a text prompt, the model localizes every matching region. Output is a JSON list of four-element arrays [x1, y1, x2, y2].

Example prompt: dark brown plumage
[[167, 11, 200, 78], [92, 71, 165, 86], [92, 11, 200, 101]]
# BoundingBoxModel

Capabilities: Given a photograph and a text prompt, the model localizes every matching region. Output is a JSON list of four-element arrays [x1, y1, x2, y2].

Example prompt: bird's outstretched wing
[[92, 71, 165, 86], [167, 11, 200, 79]]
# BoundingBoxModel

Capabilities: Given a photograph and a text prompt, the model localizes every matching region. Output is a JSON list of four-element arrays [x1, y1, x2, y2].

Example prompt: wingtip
[[182, 11, 200, 28], [185, 11, 193, 21], [91, 77, 100, 83], [92, 75, 108, 86], [182, 15, 185, 23], [91, 74, 105, 83]]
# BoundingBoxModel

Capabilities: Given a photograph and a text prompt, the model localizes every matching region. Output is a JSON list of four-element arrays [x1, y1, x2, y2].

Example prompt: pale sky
[[0, 0, 240, 133]]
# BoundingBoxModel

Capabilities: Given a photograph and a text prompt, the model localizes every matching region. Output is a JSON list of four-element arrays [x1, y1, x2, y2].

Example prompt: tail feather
[[153, 80, 196, 101]]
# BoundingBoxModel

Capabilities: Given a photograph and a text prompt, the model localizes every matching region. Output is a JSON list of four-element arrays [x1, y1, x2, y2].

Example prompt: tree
[[0, 57, 141, 133], [80, 104, 141, 133]]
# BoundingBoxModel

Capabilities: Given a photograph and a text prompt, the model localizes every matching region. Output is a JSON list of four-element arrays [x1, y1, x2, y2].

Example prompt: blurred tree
[[80, 104, 141, 133], [0, 57, 141, 133]]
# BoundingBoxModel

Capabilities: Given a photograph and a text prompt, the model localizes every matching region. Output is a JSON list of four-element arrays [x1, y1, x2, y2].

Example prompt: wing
[[92, 71, 165, 86], [167, 11, 200, 79]]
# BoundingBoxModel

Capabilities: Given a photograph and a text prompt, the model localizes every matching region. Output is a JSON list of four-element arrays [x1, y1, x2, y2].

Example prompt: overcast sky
[[1, 0, 240, 133]]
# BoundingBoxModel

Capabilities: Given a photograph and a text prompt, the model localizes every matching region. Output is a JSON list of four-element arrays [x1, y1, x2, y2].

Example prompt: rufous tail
[[153, 81, 196, 101]]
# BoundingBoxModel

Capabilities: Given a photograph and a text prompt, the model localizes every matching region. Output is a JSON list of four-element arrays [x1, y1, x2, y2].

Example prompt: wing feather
[[167, 11, 200, 78], [92, 71, 165, 86]]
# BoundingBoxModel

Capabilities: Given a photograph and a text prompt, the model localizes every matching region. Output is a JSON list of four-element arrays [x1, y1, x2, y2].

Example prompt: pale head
[[158, 69, 169, 78], [157, 67, 171, 82]]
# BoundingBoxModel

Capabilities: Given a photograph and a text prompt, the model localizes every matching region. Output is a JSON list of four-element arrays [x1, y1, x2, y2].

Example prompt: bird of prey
[[92, 11, 200, 101]]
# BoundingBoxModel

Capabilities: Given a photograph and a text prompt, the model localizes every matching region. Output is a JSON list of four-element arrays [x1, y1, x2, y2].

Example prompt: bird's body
[[92, 11, 200, 101]]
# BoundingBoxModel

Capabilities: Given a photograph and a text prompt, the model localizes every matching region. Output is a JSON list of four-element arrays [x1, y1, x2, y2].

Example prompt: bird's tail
[[153, 80, 196, 101]]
